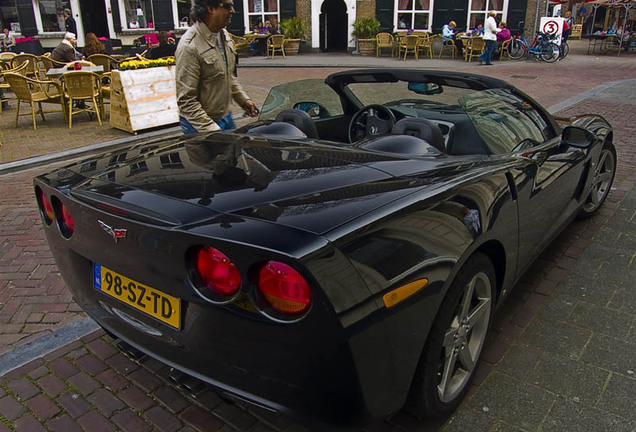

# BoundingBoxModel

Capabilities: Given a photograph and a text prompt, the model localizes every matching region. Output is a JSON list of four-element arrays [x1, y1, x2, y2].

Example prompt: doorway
[[79, 0, 109, 37], [320, 0, 348, 52]]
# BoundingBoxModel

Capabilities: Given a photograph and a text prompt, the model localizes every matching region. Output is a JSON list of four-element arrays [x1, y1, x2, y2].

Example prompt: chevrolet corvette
[[34, 69, 616, 429]]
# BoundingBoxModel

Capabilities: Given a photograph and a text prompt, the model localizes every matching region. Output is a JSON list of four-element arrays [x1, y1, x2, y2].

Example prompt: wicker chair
[[397, 35, 419, 60], [229, 33, 249, 54], [11, 53, 39, 78], [376, 33, 394, 57], [60, 71, 103, 128], [434, 34, 458, 59], [3, 72, 67, 130], [417, 34, 434, 59], [1, 60, 29, 113], [499, 38, 513, 60], [466, 38, 486, 63], [267, 34, 286, 59], [87, 54, 120, 72]]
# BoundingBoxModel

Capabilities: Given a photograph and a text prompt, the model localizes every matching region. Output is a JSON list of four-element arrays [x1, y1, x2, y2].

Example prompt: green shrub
[[352, 17, 381, 39]]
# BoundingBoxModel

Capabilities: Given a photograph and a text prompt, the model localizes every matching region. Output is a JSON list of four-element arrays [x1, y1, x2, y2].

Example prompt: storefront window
[[247, 0, 279, 33], [396, 0, 432, 31], [468, 0, 506, 30], [176, 0, 191, 28], [38, 0, 71, 32], [123, 0, 155, 29], [1, 1, 20, 34]]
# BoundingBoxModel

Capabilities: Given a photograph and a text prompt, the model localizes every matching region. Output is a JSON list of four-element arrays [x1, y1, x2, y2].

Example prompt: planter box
[[110, 66, 179, 134]]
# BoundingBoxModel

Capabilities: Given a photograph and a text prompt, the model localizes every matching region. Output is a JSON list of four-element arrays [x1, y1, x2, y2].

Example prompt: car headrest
[[391, 118, 445, 152], [246, 122, 307, 138], [275, 109, 320, 139]]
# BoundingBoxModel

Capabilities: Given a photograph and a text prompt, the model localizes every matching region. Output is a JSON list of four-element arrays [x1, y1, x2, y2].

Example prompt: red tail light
[[37, 188, 54, 225], [58, 201, 75, 238], [258, 261, 311, 315], [194, 246, 241, 296]]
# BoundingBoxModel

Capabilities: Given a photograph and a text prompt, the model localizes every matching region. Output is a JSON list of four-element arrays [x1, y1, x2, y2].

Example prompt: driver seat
[[275, 109, 320, 139], [391, 118, 445, 153]]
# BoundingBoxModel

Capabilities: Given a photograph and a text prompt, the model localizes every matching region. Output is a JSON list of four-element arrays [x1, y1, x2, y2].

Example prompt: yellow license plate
[[93, 264, 181, 329]]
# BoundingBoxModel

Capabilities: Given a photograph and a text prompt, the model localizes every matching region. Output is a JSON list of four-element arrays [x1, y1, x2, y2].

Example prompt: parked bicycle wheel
[[508, 39, 526, 60], [559, 42, 570, 59], [540, 42, 560, 63]]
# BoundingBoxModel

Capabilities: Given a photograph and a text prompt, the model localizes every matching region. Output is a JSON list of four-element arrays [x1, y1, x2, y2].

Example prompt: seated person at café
[[496, 21, 511, 54], [148, 31, 177, 59], [472, 23, 485, 36], [442, 21, 464, 56], [82, 32, 105, 58], [51, 32, 81, 63], [1, 27, 16, 51]]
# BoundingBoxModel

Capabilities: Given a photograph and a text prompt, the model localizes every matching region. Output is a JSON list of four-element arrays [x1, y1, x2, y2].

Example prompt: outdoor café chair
[[417, 33, 434, 59], [267, 34, 286, 59], [37, 55, 67, 80], [397, 35, 419, 60], [60, 70, 103, 128], [376, 32, 394, 57], [434, 34, 458, 59], [11, 53, 39, 78], [466, 37, 486, 62], [0, 60, 29, 113], [499, 38, 513, 60], [87, 54, 120, 72], [4, 72, 67, 130]]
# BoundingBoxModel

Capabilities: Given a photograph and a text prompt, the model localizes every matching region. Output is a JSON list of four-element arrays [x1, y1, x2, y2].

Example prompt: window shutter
[[376, 0, 394, 33], [227, 1, 244, 35], [153, 0, 175, 31], [16, 0, 37, 36], [111, 0, 122, 33], [280, 0, 296, 21]]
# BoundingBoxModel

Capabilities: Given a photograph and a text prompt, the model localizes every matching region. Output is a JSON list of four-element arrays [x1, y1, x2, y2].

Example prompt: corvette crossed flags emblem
[[98, 220, 127, 242]]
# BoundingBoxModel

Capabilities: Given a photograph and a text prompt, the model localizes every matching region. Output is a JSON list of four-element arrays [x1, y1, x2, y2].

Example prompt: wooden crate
[[110, 67, 179, 133]]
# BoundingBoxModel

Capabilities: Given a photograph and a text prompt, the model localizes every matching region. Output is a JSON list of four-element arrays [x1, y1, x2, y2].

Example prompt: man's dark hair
[[191, 0, 223, 22]]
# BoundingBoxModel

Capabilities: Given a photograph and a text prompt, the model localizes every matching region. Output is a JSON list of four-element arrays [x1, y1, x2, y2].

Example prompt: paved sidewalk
[[0, 41, 634, 431]]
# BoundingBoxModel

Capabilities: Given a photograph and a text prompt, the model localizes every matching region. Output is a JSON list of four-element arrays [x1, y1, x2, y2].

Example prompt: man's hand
[[242, 100, 259, 118]]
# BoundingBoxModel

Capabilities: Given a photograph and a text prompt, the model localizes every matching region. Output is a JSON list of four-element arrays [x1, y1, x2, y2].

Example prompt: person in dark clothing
[[51, 32, 78, 63], [148, 31, 177, 59], [64, 9, 77, 35]]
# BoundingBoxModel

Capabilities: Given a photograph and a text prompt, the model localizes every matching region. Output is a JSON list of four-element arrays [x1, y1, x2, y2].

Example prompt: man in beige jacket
[[176, 0, 258, 134]]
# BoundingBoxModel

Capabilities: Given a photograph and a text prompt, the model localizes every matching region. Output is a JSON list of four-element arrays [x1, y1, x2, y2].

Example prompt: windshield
[[259, 78, 344, 121], [348, 81, 474, 109]]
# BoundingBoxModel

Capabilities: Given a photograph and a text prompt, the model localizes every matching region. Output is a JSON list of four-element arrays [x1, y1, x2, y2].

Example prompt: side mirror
[[561, 126, 596, 148]]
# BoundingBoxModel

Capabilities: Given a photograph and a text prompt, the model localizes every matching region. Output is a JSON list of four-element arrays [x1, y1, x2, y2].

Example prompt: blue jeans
[[180, 113, 236, 135], [478, 40, 496, 64]]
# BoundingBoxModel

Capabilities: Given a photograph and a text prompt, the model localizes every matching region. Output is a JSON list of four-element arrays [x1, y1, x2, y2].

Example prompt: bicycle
[[509, 32, 561, 63]]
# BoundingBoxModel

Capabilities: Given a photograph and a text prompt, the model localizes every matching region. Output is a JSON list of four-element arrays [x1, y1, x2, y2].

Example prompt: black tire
[[508, 39, 526, 60], [578, 142, 616, 219], [406, 253, 495, 418], [540, 42, 560, 63], [559, 42, 570, 59]]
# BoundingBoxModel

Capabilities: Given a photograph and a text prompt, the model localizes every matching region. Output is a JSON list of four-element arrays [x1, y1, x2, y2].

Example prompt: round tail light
[[258, 261, 311, 315], [59, 203, 75, 237], [36, 188, 54, 225], [193, 246, 241, 298]]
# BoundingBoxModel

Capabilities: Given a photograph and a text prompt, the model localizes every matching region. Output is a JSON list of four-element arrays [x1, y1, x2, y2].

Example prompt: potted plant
[[352, 17, 381, 56], [280, 17, 307, 55]]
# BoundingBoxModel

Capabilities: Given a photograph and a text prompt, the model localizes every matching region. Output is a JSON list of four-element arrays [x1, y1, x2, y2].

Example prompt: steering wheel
[[348, 104, 396, 143]]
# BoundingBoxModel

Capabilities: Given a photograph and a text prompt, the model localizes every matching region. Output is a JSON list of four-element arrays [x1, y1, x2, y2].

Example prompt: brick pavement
[[0, 41, 634, 431]]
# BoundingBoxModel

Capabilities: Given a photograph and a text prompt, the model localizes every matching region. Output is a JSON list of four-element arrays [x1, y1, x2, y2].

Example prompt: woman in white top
[[478, 11, 501, 65]]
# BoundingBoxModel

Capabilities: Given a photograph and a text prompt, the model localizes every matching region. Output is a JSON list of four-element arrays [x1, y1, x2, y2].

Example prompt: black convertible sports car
[[35, 69, 616, 429]]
